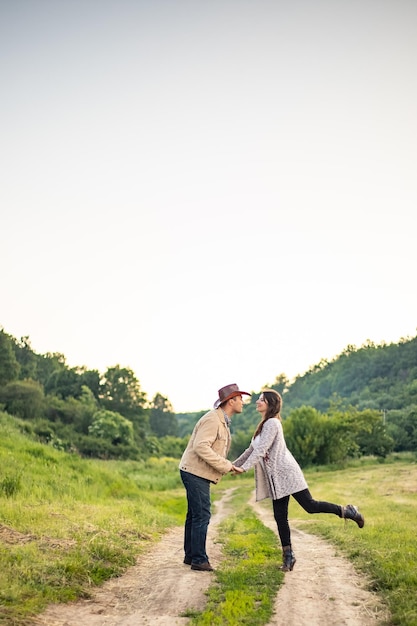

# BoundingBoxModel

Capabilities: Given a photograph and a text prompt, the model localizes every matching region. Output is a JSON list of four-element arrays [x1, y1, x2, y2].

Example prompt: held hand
[[230, 465, 244, 474]]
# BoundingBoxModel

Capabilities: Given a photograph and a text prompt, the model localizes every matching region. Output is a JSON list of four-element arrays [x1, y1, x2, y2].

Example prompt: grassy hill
[[0, 411, 184, 624]]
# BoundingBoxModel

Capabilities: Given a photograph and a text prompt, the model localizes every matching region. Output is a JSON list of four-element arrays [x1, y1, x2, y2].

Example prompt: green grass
[[1, 411, 417, 626], [192, 456, 417, 626], [286, 455, 417, 626], [186, 481, 283, 625], [0, 412, 185, 624]]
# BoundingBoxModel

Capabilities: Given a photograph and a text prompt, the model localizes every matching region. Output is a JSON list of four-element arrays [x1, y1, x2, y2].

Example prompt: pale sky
[[1, 0, 416, 413]]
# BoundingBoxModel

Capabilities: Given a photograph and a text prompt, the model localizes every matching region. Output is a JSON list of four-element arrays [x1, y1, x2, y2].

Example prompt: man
[[179, 383, 250, 571]]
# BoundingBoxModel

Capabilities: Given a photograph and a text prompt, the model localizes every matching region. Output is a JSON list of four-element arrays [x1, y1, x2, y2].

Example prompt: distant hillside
[[178, 335, 417, 462], [282, 335, 417, 414], [1, 327, 416, 462]]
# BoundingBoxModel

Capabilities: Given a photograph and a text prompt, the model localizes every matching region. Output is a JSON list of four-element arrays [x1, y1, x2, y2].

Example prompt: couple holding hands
[[179, 383, 364, 573]]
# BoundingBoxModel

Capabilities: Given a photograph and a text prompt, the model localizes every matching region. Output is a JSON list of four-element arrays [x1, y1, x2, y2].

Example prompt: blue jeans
[[180, 470, 211, 565]]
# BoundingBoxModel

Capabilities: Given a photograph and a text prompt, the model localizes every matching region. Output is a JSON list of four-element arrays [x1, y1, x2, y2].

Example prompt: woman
[[233, 389, 364, 572]]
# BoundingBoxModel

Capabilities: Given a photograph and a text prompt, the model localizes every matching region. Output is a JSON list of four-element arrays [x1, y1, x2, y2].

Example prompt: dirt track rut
[[34, 489, 390, 625]]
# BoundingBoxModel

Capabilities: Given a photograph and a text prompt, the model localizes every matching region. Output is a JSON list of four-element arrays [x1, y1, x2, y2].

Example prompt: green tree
[[36, 352, 67, 387], [101, 365, 146, 419], [269, 373, 289, 395], [229, 428, 253, 460], [45, 367, 83, 399], [356, 418, 394, 458], [44, 364, 101, 401], [283, 406, 326, 467], [144, 435, 162, 455], [317, 410, 360, 464], [88, 409, 134, 446], [157, 435, 189, 458], [176, 411, 206, 437], [0, 379, 45, 420], [79, 368, 101, 399], [44, 385, 98, 434], [11, 335, 38, 379], [386, 406, 417, 452], [348, 408, 394, 458], [0, 329, 20, 386], [78, 385, 99, 432], [149, 393, 178, 437]]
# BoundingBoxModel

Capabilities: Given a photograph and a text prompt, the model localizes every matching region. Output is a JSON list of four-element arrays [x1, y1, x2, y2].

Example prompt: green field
[[295, 457, 417, 626], [1, 412, 416, 625]]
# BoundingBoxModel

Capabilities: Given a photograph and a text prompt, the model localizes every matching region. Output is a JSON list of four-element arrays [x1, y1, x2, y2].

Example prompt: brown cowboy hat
[[213, 383, 251, 409]]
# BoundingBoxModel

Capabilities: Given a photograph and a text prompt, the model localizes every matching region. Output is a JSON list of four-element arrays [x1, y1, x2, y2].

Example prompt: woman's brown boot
[[341, 504, 365, 528], [280, 545, 296, 572]]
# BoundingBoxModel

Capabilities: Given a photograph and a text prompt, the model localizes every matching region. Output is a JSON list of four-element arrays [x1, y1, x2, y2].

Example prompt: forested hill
[[281, 334, 417, 414], [1, 326, 416, 462], [175, 334, 417, 445], [224, 334, 417, 464]]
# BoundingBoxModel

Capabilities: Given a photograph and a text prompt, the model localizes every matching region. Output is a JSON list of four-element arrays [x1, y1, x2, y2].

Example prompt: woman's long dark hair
[[253, 389, 282, 438]]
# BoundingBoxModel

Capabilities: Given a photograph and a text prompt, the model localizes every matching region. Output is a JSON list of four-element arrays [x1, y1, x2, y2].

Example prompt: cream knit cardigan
[[233, 417, 308, 501]]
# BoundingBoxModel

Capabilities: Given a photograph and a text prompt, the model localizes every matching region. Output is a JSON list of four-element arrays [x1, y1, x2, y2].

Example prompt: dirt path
[[251, 495, 390, 626], [34, 489, 390, 626], [34, 489, 236, 626]]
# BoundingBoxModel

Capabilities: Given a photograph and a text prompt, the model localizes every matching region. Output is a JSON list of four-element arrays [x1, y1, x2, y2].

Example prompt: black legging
[[272, 488, 343, 548]]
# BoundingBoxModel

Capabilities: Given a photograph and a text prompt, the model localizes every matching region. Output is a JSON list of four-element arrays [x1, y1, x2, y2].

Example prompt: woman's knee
[[294, 493, 318, 514], [303, 502, 318, 514]]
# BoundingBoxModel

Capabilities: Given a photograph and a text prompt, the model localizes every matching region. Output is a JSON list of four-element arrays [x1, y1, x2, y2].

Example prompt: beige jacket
[[179, 408, 233, 483]]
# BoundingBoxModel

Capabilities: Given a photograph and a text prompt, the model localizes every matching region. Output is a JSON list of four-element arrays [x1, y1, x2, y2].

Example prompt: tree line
[[182, 334, 417, 463], [1, 327, 416, 465], [0, 329, 177, 459]]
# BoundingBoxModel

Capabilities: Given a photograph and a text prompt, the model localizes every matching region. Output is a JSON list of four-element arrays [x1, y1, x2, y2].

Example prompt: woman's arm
[[233, 445, 254, 467], [239, 420, 279, 472]]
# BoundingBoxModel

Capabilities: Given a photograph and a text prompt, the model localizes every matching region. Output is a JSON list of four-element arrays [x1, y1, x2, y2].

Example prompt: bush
[[0, 379, 45, 419]]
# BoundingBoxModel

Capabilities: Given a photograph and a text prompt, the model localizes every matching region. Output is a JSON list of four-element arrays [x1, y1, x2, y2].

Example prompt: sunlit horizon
[[2, 1, 416, 413]]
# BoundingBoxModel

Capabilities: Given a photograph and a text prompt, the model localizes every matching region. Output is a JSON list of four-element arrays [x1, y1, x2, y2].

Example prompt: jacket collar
[[215, 406, 231, 427]]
